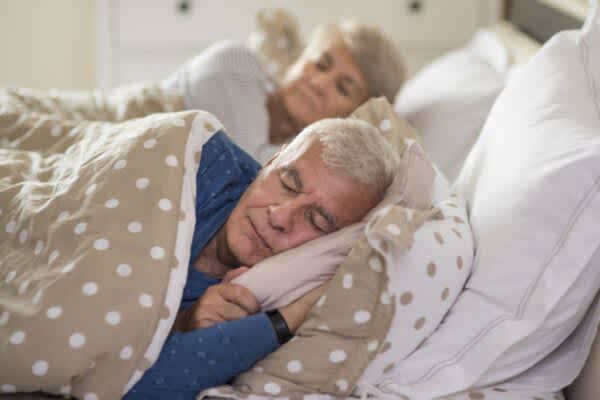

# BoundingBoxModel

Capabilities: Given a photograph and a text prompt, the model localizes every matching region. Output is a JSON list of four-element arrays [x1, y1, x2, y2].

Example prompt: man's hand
[[175, 282, 260, 332], [279, 285, 326, 333]]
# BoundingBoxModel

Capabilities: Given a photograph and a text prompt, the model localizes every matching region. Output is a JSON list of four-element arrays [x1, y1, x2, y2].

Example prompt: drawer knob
[[177, 0, 192, 14], [408, 0, 423, 14]]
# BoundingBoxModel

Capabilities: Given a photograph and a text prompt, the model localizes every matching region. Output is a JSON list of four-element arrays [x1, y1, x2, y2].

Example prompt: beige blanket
[[0, 82, 184, 123], [0, 104, 217, 399]]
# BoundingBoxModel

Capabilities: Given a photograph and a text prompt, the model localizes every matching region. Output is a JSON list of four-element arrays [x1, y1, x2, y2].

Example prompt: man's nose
[[268, 200, 299, 233]]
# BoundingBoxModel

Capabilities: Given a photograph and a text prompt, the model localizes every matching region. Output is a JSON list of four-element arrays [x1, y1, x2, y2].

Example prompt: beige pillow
[[246, 8, 304, 82]]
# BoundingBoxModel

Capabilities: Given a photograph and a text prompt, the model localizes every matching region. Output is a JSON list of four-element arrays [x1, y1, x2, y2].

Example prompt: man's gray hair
[[272, 118, 399, 197], [286, 20, 406, 103]]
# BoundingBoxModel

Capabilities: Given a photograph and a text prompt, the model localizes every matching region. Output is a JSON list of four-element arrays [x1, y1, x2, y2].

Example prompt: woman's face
[[278, 39, 369, 130]]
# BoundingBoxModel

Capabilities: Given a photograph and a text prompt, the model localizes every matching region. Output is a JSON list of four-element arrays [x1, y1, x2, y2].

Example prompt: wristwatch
[[266, 309, 292, 345]]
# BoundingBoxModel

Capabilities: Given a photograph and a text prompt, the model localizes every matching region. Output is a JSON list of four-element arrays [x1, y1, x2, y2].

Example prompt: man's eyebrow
[[282, 166, 303, 191]]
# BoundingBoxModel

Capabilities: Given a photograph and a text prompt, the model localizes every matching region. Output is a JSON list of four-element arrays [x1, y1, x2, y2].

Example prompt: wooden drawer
[[116, 0, 488, 49]]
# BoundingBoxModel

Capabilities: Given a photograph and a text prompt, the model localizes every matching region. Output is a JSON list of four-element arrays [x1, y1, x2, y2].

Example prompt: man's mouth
[[247, 217, 272, 252]]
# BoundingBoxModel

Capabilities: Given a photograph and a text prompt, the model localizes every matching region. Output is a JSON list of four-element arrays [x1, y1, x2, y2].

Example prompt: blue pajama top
[[124, 131, 279, 400]]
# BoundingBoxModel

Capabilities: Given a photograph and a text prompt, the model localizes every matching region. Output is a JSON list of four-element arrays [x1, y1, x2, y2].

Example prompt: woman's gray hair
[[271, 118, 399, 197], [286, 20, 406, 103]]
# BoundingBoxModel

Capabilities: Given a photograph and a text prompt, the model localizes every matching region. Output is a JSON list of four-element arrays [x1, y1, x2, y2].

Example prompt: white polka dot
[[381, 291, 391, 305], [1, 384, 16, 393], [85, 184, 97, 196], [329, 350, 347, 363], [172, 118, 186, 127], [9, 331, 25, 345], [287, 360, 303, 373], [158, 198, 172, 211], [48, 250, 59, 264], [61, 262, 75, 274], [139, 294, 153, 308], [84, 393, 98, 400], [354, 310, 371, 324], [0, 310, 9, 326], [18, 229, 28, 243], [369, 257, 383, 272], [386, 223, 401, 235], [46, 306, 63, 319], [316, 294, 326, 307], [74, 222, 87, 235], [57, 211, 70, 222], [69, 333, 86, 348], [18, 280, 30, 295], [379, 118, 392, 132], [342, 273, 353, 289], [336, 379, 349, 392], [51, 125, 62, 137], [32, 360, 48, 376], [34, 240, 44, 255], [264, 382, 281, 395], [253, 366, 264, 373], [5, 270, 16, 284], [114, 159, 127, 170], [368, 340, 379, 352], [136, 177, 149, 189], [105, 198, 119, 208], [128, 221, 142, 233], [117, 264, 132, 277], [6, 219, 16, 233], [120, 345, 133, 360], [82, 282, 98, 296], [105, 311, 121, 325], [150, 246, 165, 260], [143, 138, 157, 149], [59, 385, 71, 395], [165, 155, 178, 167], [94, 238, 109, 250], [318, 325, 330, 331]]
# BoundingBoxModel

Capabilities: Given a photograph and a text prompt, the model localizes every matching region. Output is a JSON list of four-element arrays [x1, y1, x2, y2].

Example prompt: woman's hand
[[173, 282, 260, 333], [278, 285, 326, 334]]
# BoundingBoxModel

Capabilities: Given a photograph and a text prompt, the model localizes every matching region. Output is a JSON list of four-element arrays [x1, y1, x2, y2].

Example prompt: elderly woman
[[124, 117, 400, 399], [161, 20, 406, 162]]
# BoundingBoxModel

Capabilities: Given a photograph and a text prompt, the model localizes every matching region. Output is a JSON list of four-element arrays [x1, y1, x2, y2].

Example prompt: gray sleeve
[[161, 41, 271, 161]]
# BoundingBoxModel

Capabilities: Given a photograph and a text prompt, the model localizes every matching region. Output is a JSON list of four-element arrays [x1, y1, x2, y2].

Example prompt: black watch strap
[[266, 309, 292, 345]]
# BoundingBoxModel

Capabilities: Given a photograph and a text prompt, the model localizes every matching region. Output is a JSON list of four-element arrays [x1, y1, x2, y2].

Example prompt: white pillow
[[356, 193, 473, 391], [377, 6, 600, 399], [394, 29, 508, 182]]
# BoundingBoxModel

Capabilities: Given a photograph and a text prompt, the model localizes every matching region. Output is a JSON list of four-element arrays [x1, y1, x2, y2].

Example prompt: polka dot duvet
[[0, 107, 217, 399]]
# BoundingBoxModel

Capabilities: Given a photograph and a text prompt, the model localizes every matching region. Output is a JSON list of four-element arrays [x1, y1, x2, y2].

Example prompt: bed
[[1, 0, 599, 399]]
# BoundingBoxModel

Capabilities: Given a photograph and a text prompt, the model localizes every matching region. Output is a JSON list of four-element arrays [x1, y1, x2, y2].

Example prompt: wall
[[0, 0, 94, 90]]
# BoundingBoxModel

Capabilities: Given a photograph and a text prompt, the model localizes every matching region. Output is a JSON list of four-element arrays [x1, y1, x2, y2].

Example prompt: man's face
[[216, 141, 380, 267], [279, 39, 369, 130]]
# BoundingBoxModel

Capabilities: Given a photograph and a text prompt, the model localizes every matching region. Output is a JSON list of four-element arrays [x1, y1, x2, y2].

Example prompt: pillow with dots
[[246, 8, 304, 83], [0, 107, 218, 399], [199, 100, 474, 399]]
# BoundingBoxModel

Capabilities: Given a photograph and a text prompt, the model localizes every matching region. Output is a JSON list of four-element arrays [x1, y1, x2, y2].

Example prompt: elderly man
[[125, 117, 399, 399], [162, 20, 405, 162]]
